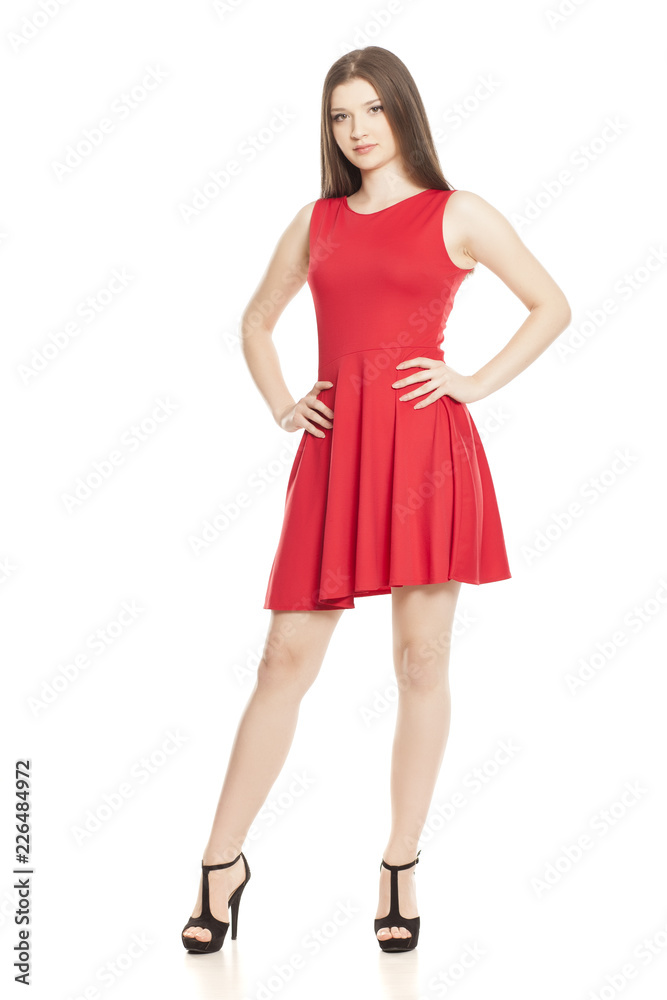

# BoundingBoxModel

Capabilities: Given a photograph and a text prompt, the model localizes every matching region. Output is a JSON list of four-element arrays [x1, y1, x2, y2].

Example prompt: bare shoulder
[[296, 199, 319, 220], [441, 190, 490, 270], [445, 190, 571, 315], [278, 199, 318, 262], [291, 199, 318, 237], [443, 190, 520, 267], [241, 200, 320, 329], [445, 189, 505, 225]]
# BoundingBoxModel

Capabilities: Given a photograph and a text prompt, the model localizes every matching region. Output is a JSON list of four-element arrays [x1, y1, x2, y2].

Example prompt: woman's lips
[[353, 144, 377, 153]]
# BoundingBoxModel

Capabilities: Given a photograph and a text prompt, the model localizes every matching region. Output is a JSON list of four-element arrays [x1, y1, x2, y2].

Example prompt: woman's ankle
[[382, 841, 420, 865], [202, 842, 244, 866]]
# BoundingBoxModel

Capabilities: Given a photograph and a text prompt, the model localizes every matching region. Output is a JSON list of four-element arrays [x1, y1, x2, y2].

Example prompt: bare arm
[[448, 190, 572, 398], [240, 200, 333, 435]]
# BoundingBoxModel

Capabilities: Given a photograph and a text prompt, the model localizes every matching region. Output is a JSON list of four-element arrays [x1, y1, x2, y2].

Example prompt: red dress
[[263, 188, 511, 611]]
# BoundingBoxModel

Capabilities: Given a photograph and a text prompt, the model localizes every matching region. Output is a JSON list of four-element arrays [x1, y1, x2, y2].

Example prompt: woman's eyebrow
[[330, 98, 381, 111]]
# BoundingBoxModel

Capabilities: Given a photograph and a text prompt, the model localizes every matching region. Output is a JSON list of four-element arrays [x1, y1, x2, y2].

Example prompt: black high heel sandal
[[181, 851, 251, 953], [374, 849, 421, 952]]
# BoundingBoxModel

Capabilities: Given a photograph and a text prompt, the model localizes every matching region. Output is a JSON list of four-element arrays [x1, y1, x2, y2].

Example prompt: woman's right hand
[[277, 381, 334, 437]]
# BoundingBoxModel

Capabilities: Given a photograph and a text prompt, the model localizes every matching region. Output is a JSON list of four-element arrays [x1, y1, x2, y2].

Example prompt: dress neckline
[[343, 188, 434, 216]]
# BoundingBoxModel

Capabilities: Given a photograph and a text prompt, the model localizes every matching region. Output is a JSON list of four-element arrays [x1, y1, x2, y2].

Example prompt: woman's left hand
[[392, 358, 486, 406]]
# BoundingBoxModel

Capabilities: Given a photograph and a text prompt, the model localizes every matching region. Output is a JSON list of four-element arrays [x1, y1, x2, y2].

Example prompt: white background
[[2, 0, 666, 998]]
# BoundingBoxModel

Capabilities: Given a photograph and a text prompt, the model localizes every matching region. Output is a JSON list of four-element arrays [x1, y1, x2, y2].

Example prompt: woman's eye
[[331, 105, 383, 123]]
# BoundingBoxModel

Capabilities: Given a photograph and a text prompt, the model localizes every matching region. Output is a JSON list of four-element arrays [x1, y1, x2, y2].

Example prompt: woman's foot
[[375, 855, 419, 942], [182, 854, 247, 944]]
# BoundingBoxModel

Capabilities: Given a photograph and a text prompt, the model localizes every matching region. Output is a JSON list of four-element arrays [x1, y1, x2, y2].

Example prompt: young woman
[[181, 45, 571, 954]]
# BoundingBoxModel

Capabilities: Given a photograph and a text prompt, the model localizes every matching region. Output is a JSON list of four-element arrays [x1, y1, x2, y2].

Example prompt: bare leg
[[184, 606, 344, 943], [375, 580, 462, 943]]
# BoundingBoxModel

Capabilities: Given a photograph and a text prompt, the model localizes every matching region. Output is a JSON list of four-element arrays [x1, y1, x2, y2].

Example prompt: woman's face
[[329, 77, 398, 171]]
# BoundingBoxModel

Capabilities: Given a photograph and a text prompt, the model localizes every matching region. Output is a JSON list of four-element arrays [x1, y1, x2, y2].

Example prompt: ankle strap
[[380, 849, 421, 872], [202, 851, 243, 871]]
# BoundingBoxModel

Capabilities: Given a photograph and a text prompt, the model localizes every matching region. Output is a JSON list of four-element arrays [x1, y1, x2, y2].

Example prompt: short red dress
[[263, 188, 511, 611]]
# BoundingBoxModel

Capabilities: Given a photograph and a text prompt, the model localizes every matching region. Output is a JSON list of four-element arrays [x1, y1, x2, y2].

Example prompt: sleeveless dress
[[263, 188, 511, 611]]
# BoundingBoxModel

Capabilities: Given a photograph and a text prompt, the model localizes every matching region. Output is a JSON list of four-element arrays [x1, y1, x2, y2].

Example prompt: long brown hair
[[319, 46, 453, 199]]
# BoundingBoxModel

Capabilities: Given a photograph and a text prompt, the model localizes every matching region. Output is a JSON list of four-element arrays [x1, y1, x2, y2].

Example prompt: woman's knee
[[256, 609, 342, 694], [391, 582, 459, 691], [256, 642, 318, 695], [393, 639, 451, 693]]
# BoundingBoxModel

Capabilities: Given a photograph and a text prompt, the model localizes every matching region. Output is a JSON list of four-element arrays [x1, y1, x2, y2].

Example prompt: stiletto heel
[[229, 880, 247, 940], [374, 849, 421, 952], [181, 851, 251, 953]]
